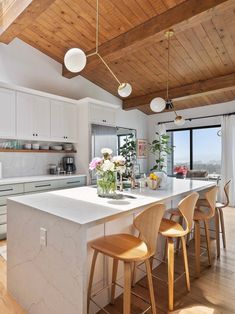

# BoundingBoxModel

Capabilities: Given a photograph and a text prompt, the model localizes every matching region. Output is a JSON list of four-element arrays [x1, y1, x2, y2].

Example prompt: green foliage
[[97, 171, 116, 193], [119, 133, 137, 177], [149, 132, 173, 171]]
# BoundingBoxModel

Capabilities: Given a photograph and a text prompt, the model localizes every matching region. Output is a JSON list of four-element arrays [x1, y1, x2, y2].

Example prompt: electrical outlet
[[40, 227, 47, 246]]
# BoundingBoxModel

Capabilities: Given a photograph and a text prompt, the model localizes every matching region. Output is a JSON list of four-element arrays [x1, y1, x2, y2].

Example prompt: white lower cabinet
[[0, 176, 87, 239]]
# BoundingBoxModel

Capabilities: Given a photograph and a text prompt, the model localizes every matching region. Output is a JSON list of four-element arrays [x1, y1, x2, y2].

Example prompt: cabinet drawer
[[57, 176, 86, 189], [24, 180, 58, 193], [0, 205, 7, 215], [0, 224, 6, 240], [0, 214, 6, 225], [0, 184, 24, 197]]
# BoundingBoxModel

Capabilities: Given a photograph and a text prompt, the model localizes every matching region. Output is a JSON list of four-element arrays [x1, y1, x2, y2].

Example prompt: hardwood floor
[[0, 207, 235, 313]]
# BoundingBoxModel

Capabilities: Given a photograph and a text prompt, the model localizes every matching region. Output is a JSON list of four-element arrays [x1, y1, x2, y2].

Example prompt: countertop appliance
[[63, 157, 76, 174]]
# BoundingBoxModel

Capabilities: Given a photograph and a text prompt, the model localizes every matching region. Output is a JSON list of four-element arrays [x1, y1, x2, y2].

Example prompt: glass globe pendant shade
[[150, 97, 166, 112], [174, 115, 185, 126], [118, 83, 132, 97], [64, 48, 87, 73]]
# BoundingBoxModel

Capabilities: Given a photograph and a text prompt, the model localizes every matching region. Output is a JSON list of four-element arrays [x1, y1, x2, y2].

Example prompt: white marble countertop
[[9, 178, 215, 228], [0, 174, 87, 186]]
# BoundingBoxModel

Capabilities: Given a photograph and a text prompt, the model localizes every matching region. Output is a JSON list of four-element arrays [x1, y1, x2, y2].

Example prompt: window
[[167, 126, 221, 175]]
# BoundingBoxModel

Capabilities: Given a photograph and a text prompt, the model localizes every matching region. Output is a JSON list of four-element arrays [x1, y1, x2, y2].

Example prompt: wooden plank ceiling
[[0, 0, 235, 114]]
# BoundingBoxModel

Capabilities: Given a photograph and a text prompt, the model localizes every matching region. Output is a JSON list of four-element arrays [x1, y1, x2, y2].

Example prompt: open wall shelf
[[0, 149, 77, 153]]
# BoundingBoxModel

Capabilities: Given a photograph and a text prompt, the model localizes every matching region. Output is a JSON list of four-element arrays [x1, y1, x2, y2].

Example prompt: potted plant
[[119, 134, 137, 187], [149, 132, 173, 186]]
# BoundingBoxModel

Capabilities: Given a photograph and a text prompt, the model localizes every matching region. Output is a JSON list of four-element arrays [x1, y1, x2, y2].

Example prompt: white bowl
[[51, 146, 63, 151], [24, 144, 32, 150]]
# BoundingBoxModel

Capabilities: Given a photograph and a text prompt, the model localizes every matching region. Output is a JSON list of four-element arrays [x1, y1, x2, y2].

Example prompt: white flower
[[112, 155, 126, 165], [101, 160, 115, 172], [116, 165, 126, 174], [101, 148, 113, 155]]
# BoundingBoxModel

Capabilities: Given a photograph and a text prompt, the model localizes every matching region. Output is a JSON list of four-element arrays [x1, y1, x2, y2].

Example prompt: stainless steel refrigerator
[[91, 124, 117, 184]]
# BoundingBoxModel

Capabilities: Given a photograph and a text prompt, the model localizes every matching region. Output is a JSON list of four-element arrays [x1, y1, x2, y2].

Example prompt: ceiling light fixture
[[150, 30, 185, 126], [64, 0, 132, 98]]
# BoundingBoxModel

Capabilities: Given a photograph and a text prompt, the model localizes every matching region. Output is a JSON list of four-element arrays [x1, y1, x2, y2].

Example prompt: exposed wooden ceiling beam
[[0, 0, 56, 44], [63, 0, 231, 79], [123, 72, 235, 110]]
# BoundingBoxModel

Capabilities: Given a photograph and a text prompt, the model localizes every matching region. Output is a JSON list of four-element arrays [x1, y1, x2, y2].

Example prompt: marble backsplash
[[0, 152, 69, 178]]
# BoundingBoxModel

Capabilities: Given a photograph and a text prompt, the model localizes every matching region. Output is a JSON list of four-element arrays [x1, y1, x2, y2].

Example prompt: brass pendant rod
[[86, 0, 122, 87]]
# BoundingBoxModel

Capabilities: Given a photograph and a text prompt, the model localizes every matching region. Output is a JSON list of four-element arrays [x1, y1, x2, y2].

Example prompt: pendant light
[[64, 0, 132, 98], [150, 30, 185, 126]]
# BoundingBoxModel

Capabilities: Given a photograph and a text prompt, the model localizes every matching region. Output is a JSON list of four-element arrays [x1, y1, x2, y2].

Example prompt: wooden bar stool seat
[[89, 234, 149, 262], [160, 218, 185, 237], [159, 192, 199, 311], [87, 204, 165, 314]]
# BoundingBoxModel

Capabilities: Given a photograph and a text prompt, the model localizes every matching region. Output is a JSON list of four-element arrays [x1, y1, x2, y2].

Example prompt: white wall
[[148, 101, 235, 170], [0, 39, 122, 106]]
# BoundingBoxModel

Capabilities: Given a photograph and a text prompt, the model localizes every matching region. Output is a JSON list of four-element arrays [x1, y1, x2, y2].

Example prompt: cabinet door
[[64, 103, 77, 142], [0, 88, 16, 138], [51, 100, 77, 142], [51, 100, 65, 141], [17, 92, 50, 140], [89, 104, 116, 126]]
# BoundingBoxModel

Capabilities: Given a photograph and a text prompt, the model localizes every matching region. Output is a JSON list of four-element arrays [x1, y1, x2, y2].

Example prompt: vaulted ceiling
[[0, 0, 235, 114]]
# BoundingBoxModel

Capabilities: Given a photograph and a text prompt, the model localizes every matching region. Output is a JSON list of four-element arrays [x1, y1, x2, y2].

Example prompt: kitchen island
[[7, 178, 215, 314]]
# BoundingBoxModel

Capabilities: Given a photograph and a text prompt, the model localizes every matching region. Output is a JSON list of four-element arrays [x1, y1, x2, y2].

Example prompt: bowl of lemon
[[147, 173, 161, 190]]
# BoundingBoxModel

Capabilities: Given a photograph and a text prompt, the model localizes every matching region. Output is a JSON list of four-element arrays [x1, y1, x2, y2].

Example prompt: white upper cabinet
[[51, 100, 77, 142], [89, 103, 116, 126], [16, 92, 51, 140], [0, 88, 16, 138]]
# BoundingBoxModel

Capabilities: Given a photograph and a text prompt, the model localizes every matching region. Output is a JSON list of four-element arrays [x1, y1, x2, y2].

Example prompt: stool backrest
[[178, 192, 199, 232], [205, 186, 218, 218], [134, 203, 165, 257], [223, 180, 231, 207]]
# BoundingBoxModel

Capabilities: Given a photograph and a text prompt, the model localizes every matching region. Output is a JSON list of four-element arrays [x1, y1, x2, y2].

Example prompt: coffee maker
[[63, 157, 76, 174]]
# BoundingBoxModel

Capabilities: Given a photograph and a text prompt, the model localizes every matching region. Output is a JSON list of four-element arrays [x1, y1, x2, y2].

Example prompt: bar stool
[[159, 192, 199, 311], [198, 180, 231, 257], [170, 186, 218, 278], [216, 180, 231, 249], [87, 203, 165, 314]]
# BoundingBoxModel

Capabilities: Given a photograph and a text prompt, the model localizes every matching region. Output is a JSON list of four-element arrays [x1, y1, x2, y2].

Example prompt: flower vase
[[97, 171, 117, 198]]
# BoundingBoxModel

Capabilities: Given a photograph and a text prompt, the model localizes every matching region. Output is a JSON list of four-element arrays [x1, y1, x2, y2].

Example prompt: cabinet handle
[[33, 134, 35, 136], [35, 184, 51, 188], [0, 188, 13, 193], [66, 181, 81, 184]]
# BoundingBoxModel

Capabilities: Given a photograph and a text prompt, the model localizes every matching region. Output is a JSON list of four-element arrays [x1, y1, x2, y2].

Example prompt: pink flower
[[89, 157, 102, 170]]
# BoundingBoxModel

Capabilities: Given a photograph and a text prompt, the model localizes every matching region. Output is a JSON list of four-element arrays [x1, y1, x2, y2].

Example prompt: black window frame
[[167, 124, 221, 173]]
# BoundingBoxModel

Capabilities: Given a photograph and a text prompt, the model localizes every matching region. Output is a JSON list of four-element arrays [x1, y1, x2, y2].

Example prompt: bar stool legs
[[124, 262, 132, 314], [181, 236, 190, 292], [111, 259, 118, 304], [167, 237, 174, 311], [218, 207, 226, 248], [194, 221, 201, 278], [145, 259, 157, 314], [204, 220, 212, 266], [87, 250, 99, 313], [214, 208, 221, 258]]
